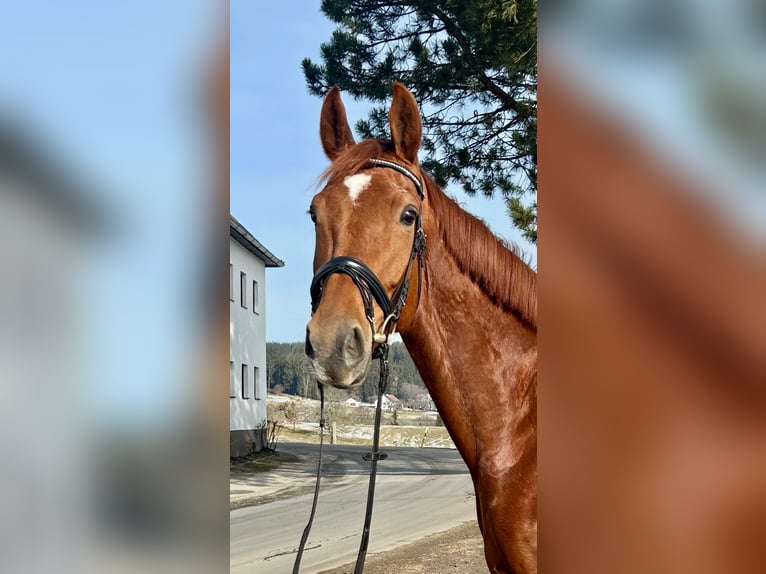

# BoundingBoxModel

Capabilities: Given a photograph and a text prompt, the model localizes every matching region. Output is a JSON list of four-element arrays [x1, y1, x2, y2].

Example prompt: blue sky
[[231, 0, 537, 343]]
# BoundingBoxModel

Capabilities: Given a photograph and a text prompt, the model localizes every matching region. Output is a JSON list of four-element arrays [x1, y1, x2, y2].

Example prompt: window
[[229, 264, 234, 301], [241, 363, 249, 398], [254, 366, 261, 400], [240, 272, 247, 308], [229, 361, 236, 398], [252, 280, 259, 314]]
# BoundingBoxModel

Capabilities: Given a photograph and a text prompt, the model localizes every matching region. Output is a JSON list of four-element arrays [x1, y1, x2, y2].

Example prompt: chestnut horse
[[305, 83, 537, 573]]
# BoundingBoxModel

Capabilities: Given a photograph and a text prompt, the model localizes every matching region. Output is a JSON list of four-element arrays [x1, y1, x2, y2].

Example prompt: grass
[[268, 395, 453, 448], [275, 424, 454, 448], [230, 449, 301, 473]]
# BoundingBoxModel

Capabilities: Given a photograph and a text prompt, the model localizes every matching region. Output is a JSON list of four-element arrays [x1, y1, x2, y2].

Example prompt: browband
[[367, 158, 425, 200]]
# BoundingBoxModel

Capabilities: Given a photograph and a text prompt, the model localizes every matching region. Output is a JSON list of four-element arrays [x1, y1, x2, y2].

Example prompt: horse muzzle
[[305, 318, 372, 388]]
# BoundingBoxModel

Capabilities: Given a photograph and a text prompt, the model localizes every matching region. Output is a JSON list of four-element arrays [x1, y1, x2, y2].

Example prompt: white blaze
[[344, 173, 372, 204]]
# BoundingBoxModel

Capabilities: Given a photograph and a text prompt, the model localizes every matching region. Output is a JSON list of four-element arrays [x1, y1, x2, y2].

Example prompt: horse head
[[305, 84, 426, 389]]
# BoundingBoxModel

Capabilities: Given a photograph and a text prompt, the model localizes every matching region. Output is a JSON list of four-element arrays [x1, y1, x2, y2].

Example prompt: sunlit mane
[[322, 138, 537, 330], [424, 176, 537, 330]]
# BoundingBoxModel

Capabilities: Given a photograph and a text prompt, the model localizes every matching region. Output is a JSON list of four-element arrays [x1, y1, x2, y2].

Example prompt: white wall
[[229, 238, 268, 431]]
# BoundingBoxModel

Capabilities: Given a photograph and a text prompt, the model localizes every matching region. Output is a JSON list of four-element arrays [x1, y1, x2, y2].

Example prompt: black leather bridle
[[309, 158, 426, 346], [293, 158, 427, 574]]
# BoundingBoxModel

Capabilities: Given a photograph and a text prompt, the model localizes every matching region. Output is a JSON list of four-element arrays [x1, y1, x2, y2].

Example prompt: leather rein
[[292, 159, 426, 574]]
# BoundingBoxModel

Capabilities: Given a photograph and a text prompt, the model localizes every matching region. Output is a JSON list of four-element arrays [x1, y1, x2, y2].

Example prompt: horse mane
[[321, 138, 537, 331], [424, 176, 537, 331]]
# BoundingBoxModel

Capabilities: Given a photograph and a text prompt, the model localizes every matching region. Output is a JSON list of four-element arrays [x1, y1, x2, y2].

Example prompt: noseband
[[294, 159, 426, 574], [309, 158, 427, 346]]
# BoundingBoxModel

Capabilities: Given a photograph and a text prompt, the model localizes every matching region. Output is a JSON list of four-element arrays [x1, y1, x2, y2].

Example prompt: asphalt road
[[230, 443, 477, 574]]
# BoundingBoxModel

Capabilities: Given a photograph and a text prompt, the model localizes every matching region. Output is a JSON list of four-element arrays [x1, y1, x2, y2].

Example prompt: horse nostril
[[305, 328, 315, 359], [342, 326, 365, 360]]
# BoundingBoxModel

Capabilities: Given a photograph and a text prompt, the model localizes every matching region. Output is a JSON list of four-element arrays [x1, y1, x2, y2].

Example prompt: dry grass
[[275, 424, 454, 448]]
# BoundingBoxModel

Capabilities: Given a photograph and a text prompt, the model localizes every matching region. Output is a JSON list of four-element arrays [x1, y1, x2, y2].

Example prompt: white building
[[375, 394, 404, 410], [230, 215, 283, 457]]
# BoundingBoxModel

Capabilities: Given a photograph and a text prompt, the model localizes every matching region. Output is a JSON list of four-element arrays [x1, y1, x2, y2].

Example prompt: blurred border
[[539, 2, 766, 572], [0, 1, 230, 573]]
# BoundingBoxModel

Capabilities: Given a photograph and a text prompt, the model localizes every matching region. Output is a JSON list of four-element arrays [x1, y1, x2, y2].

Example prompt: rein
[[293, 159, 426, 574]]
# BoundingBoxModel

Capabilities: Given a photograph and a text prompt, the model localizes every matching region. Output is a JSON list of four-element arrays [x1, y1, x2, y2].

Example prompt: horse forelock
[[318, 139, 396, 189]]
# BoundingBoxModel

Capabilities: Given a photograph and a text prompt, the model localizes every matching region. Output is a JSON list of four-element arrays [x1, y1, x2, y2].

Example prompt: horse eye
[[400, 206, 418, 226], [308, 206, 317, 224]]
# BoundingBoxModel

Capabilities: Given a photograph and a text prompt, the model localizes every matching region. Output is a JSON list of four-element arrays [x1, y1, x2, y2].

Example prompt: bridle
[[309, 158, 426, 346], [293, 158, 427, 574]]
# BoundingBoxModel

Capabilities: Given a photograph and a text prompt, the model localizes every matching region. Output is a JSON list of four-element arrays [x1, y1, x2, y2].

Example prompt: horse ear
[[320, 86, 355, 160], [389, 83, 422, 164]]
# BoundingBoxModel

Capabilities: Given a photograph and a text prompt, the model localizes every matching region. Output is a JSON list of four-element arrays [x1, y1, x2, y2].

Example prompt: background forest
[[266, 341, 428, 405]]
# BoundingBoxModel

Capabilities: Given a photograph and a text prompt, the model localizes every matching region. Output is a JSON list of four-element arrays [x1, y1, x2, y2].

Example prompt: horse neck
[[400, 212, 537, 470]]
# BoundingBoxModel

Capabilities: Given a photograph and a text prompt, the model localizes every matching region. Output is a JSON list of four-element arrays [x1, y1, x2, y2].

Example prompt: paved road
[[230, 443, 477, 574]]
